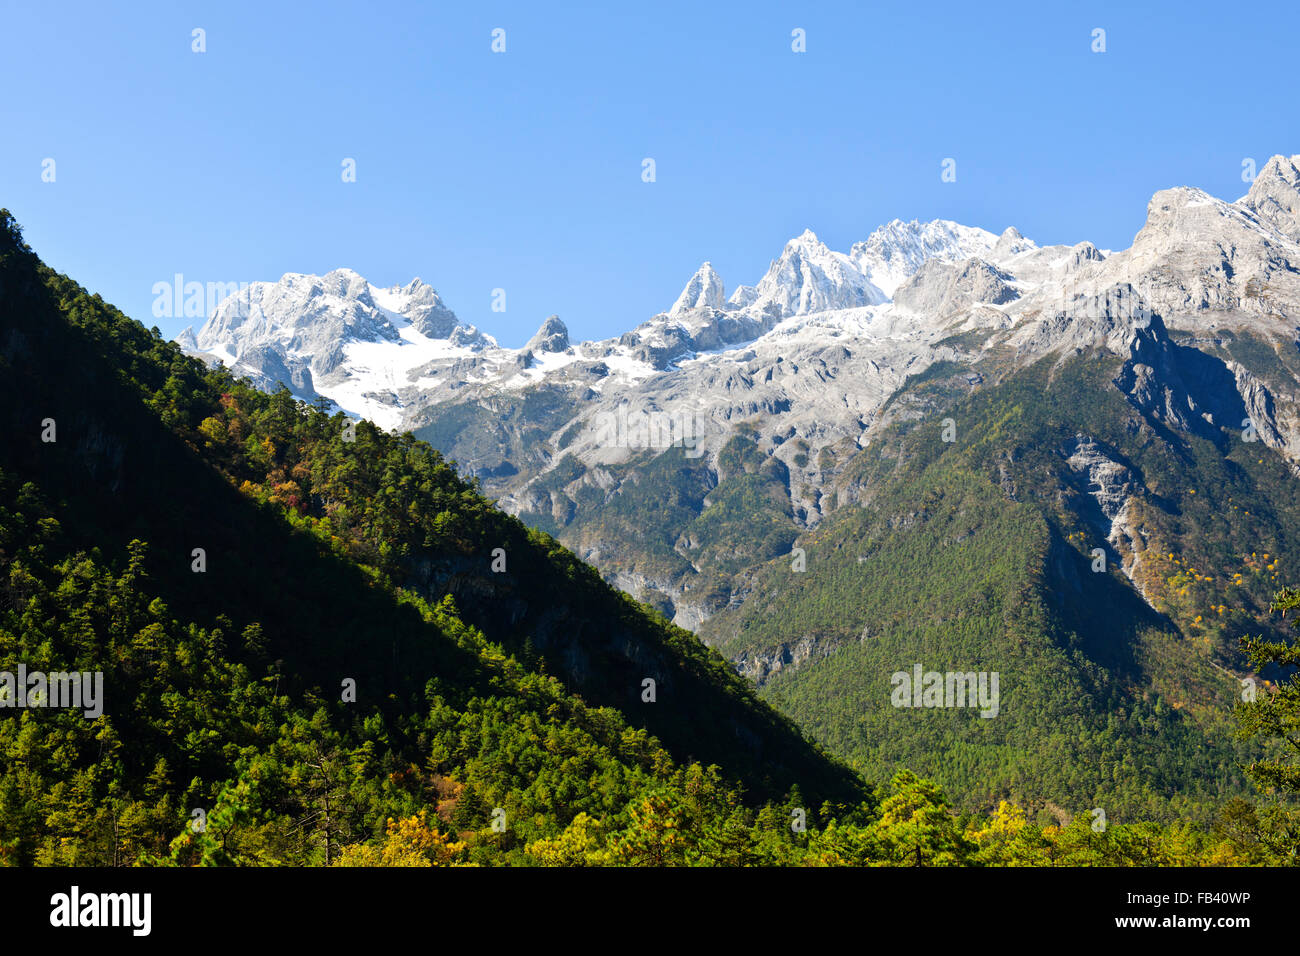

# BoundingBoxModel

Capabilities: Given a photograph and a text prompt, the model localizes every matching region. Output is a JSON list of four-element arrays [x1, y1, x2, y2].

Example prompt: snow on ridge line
[[668, 219, 1010, 318]]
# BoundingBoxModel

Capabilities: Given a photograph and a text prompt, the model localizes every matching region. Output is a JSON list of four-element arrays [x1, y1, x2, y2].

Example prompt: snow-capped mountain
[[740, 228, 889, 315], [180, 216, 1029, 431], [721, 220, 999, 316], [180, 269, 493, 428], [181, 153, 1300, 495], [849, 218, 1006, 298]]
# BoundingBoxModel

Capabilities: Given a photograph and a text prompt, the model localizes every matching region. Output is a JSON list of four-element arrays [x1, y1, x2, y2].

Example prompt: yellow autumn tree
[[524, 812, 611, 866], [967, 800, 1053, 866], [333, 810, 466, 867]]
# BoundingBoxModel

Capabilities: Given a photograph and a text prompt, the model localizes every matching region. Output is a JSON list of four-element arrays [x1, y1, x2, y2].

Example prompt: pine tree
[[1236, 586, 1300, 861], [1239, 587, 1300, 794]]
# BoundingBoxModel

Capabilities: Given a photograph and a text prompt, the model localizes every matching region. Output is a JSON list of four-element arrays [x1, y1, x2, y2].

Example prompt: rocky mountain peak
[[525, 315, 570, 353], [670, 262, 726, 315], [893, 256, 1019, 316], [750, 228, 884, 316], [1242, 153, 1300, 242], [385, 279, 461, 339], [993, 226, 1036, 258]]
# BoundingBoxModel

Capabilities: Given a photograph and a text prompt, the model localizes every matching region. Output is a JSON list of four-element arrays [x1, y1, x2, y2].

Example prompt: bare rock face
[[734, 634, 840, 686], [893, 257, 1019, 316], [1068, 241, 1105, 269], [229, 343, 323, 398], [1091, 305, 1250, 447], [1065, 435, 1136, 524], [1099, 171, 1300, 326], [1061, 435, 1151, 586], [1010, 284, 1156, 360], [1229, 361, 1298, 459], [400, 280, 462, 339]]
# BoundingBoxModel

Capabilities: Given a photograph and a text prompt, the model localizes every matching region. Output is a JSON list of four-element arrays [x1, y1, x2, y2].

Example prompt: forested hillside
[[702, 343, 1300, 822], [0, 209, 859, 864]]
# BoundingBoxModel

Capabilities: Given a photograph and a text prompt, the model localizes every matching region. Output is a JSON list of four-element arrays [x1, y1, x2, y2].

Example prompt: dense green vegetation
[[702, 348, 1300, 824]]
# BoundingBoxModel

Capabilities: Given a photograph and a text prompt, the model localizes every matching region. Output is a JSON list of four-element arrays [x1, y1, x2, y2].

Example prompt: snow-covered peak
[[194, 269, 478, 350], [791, 227, 824, 247], [706, 220, 1012, 319], [196, 270, 387, 350], [849, 219, 1000, 297], [183, 267, 493, 407], [670, 262, 726, 315], [377, 278, 462, 339], [748, 228, 886, 316], [728, 284, 759, 309]]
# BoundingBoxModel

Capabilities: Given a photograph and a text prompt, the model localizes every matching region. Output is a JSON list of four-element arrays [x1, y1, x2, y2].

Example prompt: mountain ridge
[[0, 209, 870, 867]]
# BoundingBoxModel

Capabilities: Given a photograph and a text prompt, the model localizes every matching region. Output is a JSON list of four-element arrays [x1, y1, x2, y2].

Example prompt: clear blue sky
[[3, 0, 1297, 346]]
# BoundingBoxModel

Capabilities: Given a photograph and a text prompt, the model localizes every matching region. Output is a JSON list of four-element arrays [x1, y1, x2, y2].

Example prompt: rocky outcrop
[[733, 633, 845, 686], [893, 257, 1019, 316], [525, 315, 570, 353], [1062, 435, 1148, 585]]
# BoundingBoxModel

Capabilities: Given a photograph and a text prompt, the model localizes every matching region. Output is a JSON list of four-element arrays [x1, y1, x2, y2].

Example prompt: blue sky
[[2, 0, 1297, 346]]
